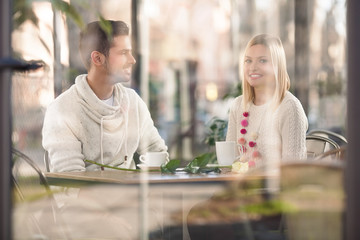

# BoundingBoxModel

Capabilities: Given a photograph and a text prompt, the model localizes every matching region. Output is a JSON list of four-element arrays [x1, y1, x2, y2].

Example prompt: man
[[42, 20, 168, 172]]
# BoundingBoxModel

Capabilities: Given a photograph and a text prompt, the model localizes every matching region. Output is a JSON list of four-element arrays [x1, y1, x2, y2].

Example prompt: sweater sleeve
[[135, 95, 168, 154], [279, 97, 308, 161], [42, 101, 86, 172]]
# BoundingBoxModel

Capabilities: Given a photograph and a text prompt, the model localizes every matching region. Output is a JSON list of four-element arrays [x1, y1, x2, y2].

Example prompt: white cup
[[139, 152, 169, 167], [215, 141, 237, 166]]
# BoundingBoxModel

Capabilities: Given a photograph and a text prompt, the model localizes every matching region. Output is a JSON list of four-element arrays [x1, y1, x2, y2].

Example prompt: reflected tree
[[294, 0, 315, 114]]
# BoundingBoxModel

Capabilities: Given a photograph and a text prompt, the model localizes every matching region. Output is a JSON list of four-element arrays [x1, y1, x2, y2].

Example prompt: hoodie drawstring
[[100, 116, 105, 170], [122, 89, 129, 166], [99, 87, 130, 171]]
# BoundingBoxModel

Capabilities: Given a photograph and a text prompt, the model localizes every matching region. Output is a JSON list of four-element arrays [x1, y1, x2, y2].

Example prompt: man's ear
[[90, 51, 105, 66]]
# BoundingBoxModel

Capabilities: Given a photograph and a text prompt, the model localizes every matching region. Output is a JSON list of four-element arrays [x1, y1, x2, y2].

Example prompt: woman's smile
[[249, 73, 262, 80]]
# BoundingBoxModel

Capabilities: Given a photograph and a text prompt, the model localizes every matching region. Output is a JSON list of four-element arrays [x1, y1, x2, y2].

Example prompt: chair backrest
[[12, 148, 52, 200], [44, 151, 50, 172], [315, 146, 346, 162], [306, 135, 340, 159], [307, 129, 347, 146]]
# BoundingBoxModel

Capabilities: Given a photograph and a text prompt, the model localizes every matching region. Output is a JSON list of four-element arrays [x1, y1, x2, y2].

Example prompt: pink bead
[[243, 112, 249, 117], [249, 141, 256, 148], [240, 129, 247, 134], [248, 160, 256, 167], [241, 119, 248, 127], [238, 137, 246, 145], [252, 151, 260, 158]]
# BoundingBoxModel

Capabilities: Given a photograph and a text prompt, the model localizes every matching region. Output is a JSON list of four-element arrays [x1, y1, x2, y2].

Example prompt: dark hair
[[79, 20, 130, 70]]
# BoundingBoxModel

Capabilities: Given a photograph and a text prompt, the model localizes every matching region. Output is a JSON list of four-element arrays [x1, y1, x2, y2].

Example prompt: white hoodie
[[42, 74, 168, 172]]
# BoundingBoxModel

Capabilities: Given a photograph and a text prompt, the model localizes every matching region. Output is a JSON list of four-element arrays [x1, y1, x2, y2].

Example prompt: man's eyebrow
[[117, 48, 132, 52]]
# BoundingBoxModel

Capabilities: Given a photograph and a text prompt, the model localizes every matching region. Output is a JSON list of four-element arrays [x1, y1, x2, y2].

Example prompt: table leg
[[140, 171, 149, 240]]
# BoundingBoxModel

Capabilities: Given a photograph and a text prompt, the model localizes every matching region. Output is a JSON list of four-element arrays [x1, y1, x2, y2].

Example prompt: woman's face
[[243, 44, 276, 90]]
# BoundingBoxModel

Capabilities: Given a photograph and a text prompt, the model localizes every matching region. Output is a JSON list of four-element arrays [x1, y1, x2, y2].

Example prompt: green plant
[[223, 82, 242, 100], [13, 0, 85, 30], [204, 117, 228, 146], [86, 155, 228, 174]]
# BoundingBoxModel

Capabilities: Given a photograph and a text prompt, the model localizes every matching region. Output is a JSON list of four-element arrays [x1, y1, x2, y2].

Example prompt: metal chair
[[12, 148, 52, 201], [315, 146, 346, 162], [307, 129, 347, 146], [43, 150, 50, 172], [12, 148, 70, 239], [306, 135, 341, 160]]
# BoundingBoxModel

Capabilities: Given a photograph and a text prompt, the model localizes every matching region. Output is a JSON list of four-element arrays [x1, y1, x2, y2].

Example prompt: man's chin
[[110, 74, 131, 84]]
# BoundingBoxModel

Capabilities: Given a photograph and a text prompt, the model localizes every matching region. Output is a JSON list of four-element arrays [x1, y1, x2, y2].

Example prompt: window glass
[[10, 0, 346, 239]]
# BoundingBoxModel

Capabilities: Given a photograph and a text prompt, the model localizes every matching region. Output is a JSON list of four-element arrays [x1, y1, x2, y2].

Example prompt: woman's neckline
[[251, 100, 271, 108]]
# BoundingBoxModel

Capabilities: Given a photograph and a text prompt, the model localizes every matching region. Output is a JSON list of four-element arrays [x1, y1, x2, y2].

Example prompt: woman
[[226, 34, 308, 172]]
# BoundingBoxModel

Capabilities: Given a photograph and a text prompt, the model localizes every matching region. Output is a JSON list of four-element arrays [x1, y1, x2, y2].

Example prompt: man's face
[[105, 35, 136, 83]]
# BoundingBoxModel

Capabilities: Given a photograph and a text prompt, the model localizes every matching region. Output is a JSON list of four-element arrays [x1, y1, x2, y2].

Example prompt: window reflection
[[11, 0, 347, 163], [10, 0, 347, 239]]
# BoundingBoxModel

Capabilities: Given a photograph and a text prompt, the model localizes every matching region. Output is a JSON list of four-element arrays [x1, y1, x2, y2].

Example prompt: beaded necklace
[[237, 104, 268, 167]]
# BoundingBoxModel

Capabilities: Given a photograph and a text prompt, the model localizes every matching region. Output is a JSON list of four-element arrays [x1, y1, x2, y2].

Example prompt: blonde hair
[[240, 34, 290, 110]]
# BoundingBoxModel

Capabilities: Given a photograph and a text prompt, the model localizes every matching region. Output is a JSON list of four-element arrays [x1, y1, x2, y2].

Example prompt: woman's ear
[[90, 51, 105, 66]]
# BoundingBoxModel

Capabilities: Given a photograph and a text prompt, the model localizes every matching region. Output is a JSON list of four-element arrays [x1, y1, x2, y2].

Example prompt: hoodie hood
[[74, 74, 130, 166], [74, 74, 130, 131]]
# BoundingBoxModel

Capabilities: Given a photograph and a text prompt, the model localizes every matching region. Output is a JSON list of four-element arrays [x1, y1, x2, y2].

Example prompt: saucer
[[137, 164, 161, 171], [206, 164, 219, 167], [206, 164, 231, 168]]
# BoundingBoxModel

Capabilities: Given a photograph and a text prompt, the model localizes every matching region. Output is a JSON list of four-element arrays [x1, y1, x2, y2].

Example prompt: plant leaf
[[161, 159, 181, 173], [98, 15, 113, 40], [51, 0, 85, 29], [184, 152, 215, 174]]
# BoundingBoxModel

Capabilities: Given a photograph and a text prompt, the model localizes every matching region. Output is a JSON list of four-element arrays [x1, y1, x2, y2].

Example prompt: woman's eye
[[259, 59, 268, 63], [245, 59, 251, 63]]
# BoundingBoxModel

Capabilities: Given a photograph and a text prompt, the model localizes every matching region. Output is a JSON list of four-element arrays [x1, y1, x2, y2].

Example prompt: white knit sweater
[[42, 74, 168, 172], [226, 91, 308, 173]]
